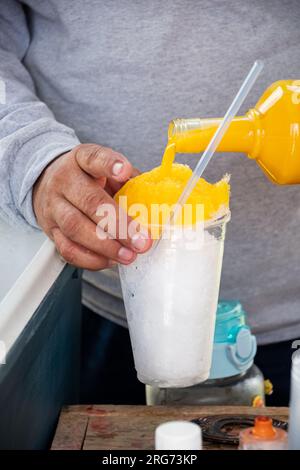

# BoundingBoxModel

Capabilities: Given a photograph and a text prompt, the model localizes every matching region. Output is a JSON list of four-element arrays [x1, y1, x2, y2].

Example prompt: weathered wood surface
[[51, 405, 289, 450]]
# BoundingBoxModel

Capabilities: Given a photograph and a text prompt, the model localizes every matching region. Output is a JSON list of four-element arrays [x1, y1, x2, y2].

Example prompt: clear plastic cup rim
[[144, 210, 231, 232]]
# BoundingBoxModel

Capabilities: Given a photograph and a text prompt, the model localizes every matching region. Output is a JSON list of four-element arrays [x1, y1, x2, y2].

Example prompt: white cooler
[[0, 220, 82, 449]]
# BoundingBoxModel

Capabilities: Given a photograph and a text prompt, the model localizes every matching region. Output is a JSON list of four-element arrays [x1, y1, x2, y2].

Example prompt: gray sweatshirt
[[1, 0, 300, 345]]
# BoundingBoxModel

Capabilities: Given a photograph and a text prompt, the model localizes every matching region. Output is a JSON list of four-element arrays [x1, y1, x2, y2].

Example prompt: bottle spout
[[169, 116, 256, 155]]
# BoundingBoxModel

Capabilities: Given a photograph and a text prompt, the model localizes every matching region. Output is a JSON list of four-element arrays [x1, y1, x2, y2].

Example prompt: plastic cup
[[119, 213, 230, 387]]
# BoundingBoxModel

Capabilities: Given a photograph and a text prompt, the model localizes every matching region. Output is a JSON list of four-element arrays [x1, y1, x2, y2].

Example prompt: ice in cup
[[115, 164, 230, 387]]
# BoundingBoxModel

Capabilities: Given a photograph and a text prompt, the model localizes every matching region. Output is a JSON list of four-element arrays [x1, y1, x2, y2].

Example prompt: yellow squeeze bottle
[[163, 80, 300, 184]]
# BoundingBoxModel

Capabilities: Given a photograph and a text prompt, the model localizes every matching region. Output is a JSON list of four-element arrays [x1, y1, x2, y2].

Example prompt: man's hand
[[33, 144, 152, 270]]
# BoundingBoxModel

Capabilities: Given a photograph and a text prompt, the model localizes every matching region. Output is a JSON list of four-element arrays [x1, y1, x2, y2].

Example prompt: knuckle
[[60, 211, 80, 238], [73, 143, 90, 160], [75, 144, 118, 175], [85, 147, 100, 167], [46, 154, 76, 188], [34, 190, 55, 228], [59, 242, 77, 265], [89, 145, 110, 169], [90, 260, 108, 271], [100, 240, 118, 259], [52, 162, 68, 183], [37, 207, 51, 229], [76, 144, 107, 167], [83, 190, 105, 215], [40, 195, 55, 221]]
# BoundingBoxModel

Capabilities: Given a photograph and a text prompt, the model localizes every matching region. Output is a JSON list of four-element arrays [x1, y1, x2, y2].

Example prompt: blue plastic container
[[210, 301, 257, 379]]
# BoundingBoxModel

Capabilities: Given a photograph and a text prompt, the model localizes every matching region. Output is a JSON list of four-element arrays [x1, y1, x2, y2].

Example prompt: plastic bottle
[[155, 421, 202, 450], [166, 80, 300, 184], [146, 301, 265, 407], [239, 416, 287, 450]]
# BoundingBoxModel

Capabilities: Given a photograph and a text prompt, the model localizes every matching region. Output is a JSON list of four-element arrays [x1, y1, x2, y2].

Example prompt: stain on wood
[[51, 405, 289, 450]]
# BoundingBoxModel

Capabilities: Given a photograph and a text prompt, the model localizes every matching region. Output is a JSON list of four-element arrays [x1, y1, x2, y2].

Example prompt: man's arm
[[0, 1, 79, 227], [0, 1, 151, 269]]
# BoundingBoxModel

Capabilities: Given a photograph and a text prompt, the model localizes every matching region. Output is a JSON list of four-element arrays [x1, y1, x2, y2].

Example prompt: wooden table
[[51, 405, 289, 450]]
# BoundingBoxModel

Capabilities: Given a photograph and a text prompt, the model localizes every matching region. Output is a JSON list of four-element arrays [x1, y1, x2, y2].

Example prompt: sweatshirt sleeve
[[0, 1, 80, 229]]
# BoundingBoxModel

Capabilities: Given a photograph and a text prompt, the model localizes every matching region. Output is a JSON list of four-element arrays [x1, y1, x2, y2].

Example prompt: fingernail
[[118, 247, 134, 261], [112, 162, 124, 176], [131, 233, 148, 251]]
